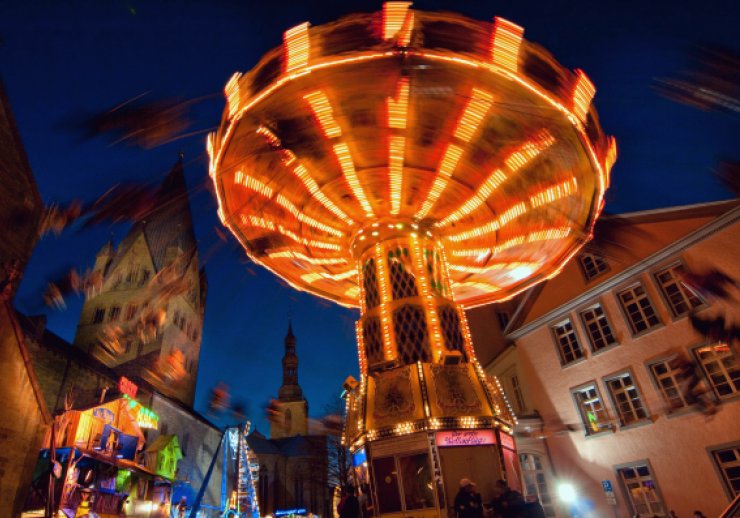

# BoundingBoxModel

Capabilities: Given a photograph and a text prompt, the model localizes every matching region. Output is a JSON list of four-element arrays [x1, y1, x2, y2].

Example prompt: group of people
[[337, 483, 373, 518], [455, 478, 545, 518]]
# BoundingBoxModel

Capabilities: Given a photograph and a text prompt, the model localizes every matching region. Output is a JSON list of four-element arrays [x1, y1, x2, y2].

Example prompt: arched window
[[519, 452, 555, 516]]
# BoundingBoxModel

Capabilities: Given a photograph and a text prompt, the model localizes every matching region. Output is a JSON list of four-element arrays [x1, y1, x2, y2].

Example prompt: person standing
[[454, 478, 484, 518], [338, 485, 361, 518], [490, 479, 524, 518]]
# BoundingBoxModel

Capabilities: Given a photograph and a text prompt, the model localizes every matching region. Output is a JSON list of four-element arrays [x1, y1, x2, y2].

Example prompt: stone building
[[0, 78, 50, 516], [247, 324, 332, 515], [473, 200, 740, 517], [73, 158, 206, 406]]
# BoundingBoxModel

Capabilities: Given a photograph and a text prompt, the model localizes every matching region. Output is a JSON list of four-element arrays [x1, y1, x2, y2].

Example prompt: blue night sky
[[2, 0, 737, 432]]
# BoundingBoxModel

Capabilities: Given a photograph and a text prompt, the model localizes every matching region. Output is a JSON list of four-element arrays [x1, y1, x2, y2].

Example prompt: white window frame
[[552, 318, 585, 366], [709, 442, 740, 498], [647, 356, 690, 412], [615, 460, 666, 517], [519, 452, 556, 517], [653, 262, 704, 318], [693, 343, 740, 400], [580, 303, 618, 353], [571, 383, 611, 436], [578, 252, 609, 282], [616, 283, 661, 336], [604, 371, 650, 427]]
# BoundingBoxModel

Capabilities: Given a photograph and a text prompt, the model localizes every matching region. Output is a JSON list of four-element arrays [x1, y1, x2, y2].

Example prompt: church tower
[[270, 322, 308, 439], [73, 157, 206, 405]]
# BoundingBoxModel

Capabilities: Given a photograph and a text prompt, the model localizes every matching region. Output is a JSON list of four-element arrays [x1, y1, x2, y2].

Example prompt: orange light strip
[[447, 202, 526, 242], [304, 90, 342, 138], [234, 170, 344, 237], [529, 178, 577, 209], [457, 281, 501, 293], [240, 215, 341, 251], [389, 135, 405, 215], [225, 72, 243, 120], [256, 126, 355, 226], [345, 286, 359, 299], [333, 142, 375, 217], [490, 17, 524, 73], [284, 22, 310, 73], [449, 261, 541, 274], [410, 235, 443, 362], [300, 270, 358, 283], [572, 69, 595, 123], [454, 88, 494, 142], [438, 131, 555, 227], [604, 136, 617, 183], [450, 227, 571, 258], [383, 2, 413, 43], [357, 259, 366, 314], [416, 144, 463, 218], [388, 78, 410, 130], [356, 321, 367, 375], [375, 244, 396, 361], [267, 250, 346, 265]]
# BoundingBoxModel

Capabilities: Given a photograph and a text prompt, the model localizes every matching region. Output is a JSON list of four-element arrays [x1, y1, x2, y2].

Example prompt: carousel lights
[[267, 250, 347, 265], [447, 202, 526, 242], [240, 215, 341, 250], [529, 177, 578, 209], [333, 142, 375, 217], [448, 261, 541, 275], [572, 69, 596, 123], [416, 144, 464, 218], [453, 88, 494, 143], [300, 270, 357, 283], [389, 135, 406, 215], [505, 131, 556, 170], [304, 90, 342, 138], [383, 1, 413, 44], [284, 22, 311, 73], [356, 321, 367, 375], [410, 236, 444, 361], [225, 72, 243, 120], [490, 17, 524, 73], [375, 244, 396, 361], [388, 78, 410, 129]]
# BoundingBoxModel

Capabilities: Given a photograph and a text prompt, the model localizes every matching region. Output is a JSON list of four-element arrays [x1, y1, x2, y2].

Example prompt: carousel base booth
[[344, 362, 520, 518]]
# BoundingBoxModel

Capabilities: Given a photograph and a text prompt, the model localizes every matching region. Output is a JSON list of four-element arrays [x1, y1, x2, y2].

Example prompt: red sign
[[118, 376, 138, 399], [499, 432, 516, 450], [436, 430, 496, 447]]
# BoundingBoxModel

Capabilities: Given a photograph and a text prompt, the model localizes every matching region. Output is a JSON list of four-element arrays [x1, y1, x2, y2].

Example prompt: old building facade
[[475, 200, 740, 517], [73, 159, 206, 406]]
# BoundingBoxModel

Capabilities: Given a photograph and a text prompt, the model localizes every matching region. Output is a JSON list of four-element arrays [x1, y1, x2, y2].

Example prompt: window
[[654, 264, 703, 317], [125, 304, 138, 320], [649, 358, 689, 410], [173, 310, 181, 328], [616, 463, 665, 516], [139, 269, 151, 286], [553, 319, 584, 365], [579, 253, 609, 281], [93, 307, 105, 324], [108, 306, 121, 321], [519, 453, 555, 517], [710, 443, 740, 496], [617, 284, 660, 334], [510, 375, 525, 414], [694, 343, 740, 399], [605, 373, 649, 426], [580, 304, 617, 352], [572, 384, 610, 435]]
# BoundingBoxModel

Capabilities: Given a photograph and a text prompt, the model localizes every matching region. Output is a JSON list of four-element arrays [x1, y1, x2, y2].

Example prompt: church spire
[[278, 320, 303, 402]]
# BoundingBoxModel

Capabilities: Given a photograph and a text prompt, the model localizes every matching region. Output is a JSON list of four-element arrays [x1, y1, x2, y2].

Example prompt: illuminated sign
[[275, 509, 307, 517], [123, 394, 159, 430], [499, 432, 515, 450], [118, 376, 138, 399], [436, 429, 495, 447]]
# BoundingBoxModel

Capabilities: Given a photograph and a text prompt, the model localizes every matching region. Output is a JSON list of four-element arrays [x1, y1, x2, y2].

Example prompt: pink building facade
[[478, 201, 740, 517]]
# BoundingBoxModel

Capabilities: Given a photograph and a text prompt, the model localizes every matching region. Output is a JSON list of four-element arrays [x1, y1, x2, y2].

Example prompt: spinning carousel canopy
[[209, 2, 616, 308]]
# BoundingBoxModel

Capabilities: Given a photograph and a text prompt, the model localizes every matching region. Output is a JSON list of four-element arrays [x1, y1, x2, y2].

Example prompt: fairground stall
[[22, 395, 177, 517], [208, 2, 615, 515]]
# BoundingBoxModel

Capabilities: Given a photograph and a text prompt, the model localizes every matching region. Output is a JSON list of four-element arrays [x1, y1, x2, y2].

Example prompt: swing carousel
[[208, 2, 615, 515]]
